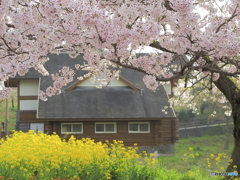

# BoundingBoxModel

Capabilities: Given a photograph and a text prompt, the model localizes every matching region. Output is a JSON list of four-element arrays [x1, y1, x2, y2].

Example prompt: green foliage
[[207, 126, 230, 136], [159, 135, 236, 180], [0, 88, 18, 131], [200, 103, 208, 114], [178, 109, 195, 122]]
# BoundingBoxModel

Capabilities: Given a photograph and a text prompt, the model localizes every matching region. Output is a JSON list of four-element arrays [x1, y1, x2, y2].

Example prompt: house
[[11, 53, 179, 155]]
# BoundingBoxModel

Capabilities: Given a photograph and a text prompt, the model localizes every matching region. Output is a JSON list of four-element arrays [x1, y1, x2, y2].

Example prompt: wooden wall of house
[[17, 110, 179, 146], [53, 119, 178, 147], [18, 111, 37, 122]]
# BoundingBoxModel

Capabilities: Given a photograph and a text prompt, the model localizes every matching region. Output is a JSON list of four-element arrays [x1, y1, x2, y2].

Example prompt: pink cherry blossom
[[0, 0, 239, 101]]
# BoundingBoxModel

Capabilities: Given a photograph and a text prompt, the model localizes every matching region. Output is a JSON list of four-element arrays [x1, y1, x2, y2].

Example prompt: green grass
[[159, 134, 235, 176], [0, 88, 18, 131]]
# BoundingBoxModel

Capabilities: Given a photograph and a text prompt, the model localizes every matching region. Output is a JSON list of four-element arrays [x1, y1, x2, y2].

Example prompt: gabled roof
[[67, 76, 139, 91], [14, 53, 176, 119]]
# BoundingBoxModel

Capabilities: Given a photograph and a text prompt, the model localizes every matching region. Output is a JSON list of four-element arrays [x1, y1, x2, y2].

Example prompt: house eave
[[35, 117, 176, 121]]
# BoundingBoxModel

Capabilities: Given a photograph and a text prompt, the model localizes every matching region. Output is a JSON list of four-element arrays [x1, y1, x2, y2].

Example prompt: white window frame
[[61, 123, 83, 134], [128, 122, 150, 133], [95, 122, 117, 133]]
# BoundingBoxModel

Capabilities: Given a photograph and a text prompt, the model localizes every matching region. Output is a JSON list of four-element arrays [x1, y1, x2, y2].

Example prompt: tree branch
[[193, 65, 240, 76], [215, 5, 238, 33], [126, 16, 140, 29], [213, 74, 237, 105], [0, 37, 28, 55], [5, 24, 15, 28], [149, 41, 176, 54], [162, 0, 176, 12]]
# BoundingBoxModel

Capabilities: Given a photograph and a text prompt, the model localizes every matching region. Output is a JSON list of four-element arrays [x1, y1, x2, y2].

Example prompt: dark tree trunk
[[226, 103, 240, 177], [214, 74, 240, 178]]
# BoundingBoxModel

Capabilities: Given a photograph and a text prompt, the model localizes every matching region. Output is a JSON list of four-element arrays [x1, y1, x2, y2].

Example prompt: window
[[61, 123, 83, 134], [95, 122, 116, 133], [128, 122, 150, 133]]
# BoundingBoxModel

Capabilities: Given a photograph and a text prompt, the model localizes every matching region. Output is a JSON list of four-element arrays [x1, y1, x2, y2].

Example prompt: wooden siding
[[19, 111, 37, 122], [5, 80, 18, 87], [160, 119, 179, 144], [18, 111, 178, 146], [54, 121, 155, 146], [54, 120, 178, 146], [17, 123, 30, 132], [19, 96, 38, 100]]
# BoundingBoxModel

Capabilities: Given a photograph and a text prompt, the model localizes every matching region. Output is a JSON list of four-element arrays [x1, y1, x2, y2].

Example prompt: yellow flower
[[210, 154, 214, 158], [0, 131, 159, 179], [218, 153, 223, 157], [233, 165, 237, 169], [188, 171, 193, 177], [149, 153, 154, 157], [188, 148, 193, 151], [220, 167, 224, 171], [190, 154, 195, 158], [215, 157, 221, 162]]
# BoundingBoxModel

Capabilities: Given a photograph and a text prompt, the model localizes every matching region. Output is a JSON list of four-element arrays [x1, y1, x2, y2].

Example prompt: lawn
[[159, 134, 235, 177], [0, 88, 18, 131]]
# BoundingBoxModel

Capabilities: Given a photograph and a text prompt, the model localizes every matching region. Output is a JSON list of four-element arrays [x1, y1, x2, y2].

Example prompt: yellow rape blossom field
[[0, 131, 239, 180], [0, 131, 159, 180]]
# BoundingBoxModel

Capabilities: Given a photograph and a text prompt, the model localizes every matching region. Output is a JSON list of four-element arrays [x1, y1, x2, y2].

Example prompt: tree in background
[[173, 80, 233, 149], [0, 0, 240, 175]]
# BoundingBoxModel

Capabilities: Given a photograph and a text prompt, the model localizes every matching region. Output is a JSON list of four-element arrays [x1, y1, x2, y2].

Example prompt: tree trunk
[[213, 74, 240, 178], [225, 103, 240, 178]]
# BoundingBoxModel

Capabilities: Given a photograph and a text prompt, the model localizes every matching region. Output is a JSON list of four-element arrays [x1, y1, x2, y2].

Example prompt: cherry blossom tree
[[0, 0, 240, 175], [173, 79, 233, 150]]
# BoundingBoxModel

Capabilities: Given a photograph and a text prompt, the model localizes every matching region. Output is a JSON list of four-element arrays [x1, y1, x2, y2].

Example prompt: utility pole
[[5, 80, 9, 136]]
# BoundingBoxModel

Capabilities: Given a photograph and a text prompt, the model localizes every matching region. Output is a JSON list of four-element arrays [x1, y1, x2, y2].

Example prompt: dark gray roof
[[14, 53, 176, 119]]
